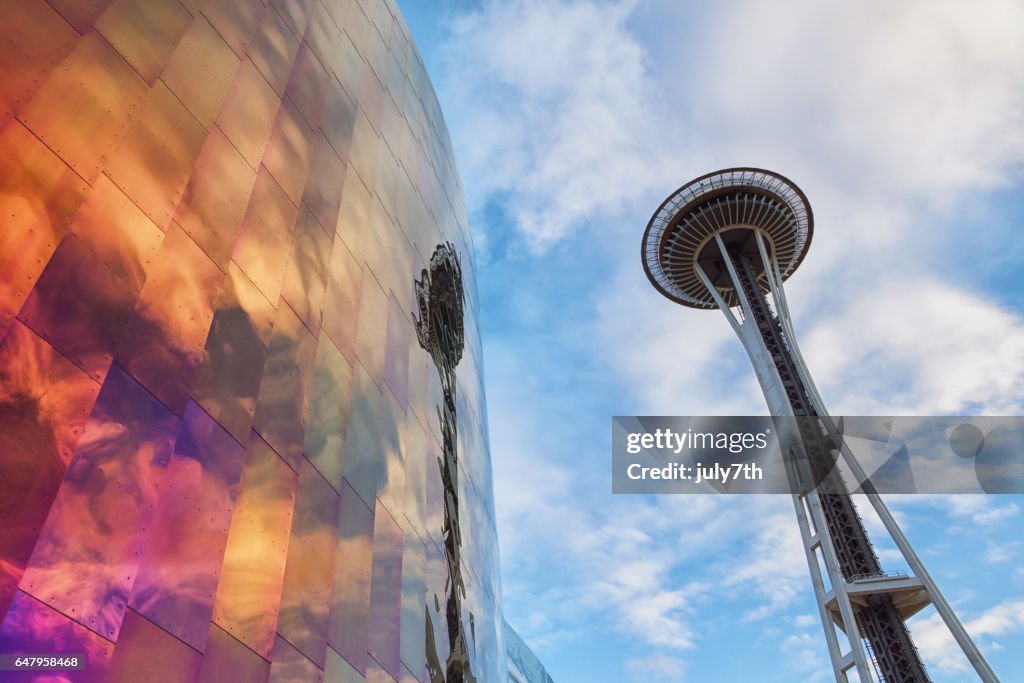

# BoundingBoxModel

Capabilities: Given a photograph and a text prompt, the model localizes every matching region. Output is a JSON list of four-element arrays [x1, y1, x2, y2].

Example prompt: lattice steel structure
[[641, 168, 999, 683]]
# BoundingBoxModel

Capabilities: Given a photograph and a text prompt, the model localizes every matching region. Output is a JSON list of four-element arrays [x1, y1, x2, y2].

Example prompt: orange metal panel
[[18, 364, 179, 641], [0, 322, 99, 621], [199, 0, 265, 58], [193, 262, 276, 444], [285, 41, 330, 131], [17, 176, 165, 383], [248, 5, 301, 97], [19, 30, 148, 182], [0, 121, 89, 338], [198, 622, 272, 683], [277, 458, 341, 667], [0, 1, 77, 126], [327, 479, 374, 674], [115, 224, 224, 415], [94, 0, 193, 84], [104, 609, 203, 683], [212, 431, 297, 658], [252, 300, 318, 469], [216, 58, 282, 170], [269, 634, 325, 683], [322, 234, 363, 363], [105, 80, 208, 228], [127, 401, 247, 649], [161, 13, 241, 128], [263, 96, 315, 207], [281, 205, 333, 335], [303, 333, 352, 491], [232, 167, 300, 305], [174, 125, 258, 268]]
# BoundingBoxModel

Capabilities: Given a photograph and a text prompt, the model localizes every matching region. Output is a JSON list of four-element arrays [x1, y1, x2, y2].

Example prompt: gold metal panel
[[269, 634, 326, 683], [174, 125, 258, 268], [212, 431, 297, 659], [193, 262, 276, 444], [0, 322, 99, 621], [216, 58, 282, 170], [335, 162, 373, 257], [282, 205, 333, 335], [94, 0, 193, 84], [44, 0, 115, 34], [263, 96, 315, 207], [277, 458, 341, 667], [303, 334, 352, 491], [104, 609, 203, 683], [18, 364, 179, 641], [0, 1, 77, 125], [353, 268, 388, 385], [115, 223, 224, 415], [346, 110, 380, 193], [161, 13, 241, 128], [199, 0, 265, 58], [20, 31, 148, 182], [322, 237, 363, 363], [198, 622, 272, 683], [252, 300, 318, 469], [232, 167, 300, 305], [17, 175, 165, 383], [0, 121, 89, 338], [285, 41, 330, 131], [105, 80, 208, 228], [302, 132, 348, 237], [249, 5, 301, 97]]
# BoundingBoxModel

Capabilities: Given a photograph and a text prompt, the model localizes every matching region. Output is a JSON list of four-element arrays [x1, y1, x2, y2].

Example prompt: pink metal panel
[[252, 300, 318, 469], [276, 458, 341, 668], [357, 65, 386, 136], [160, 13, 241, 128], [127, 401, 248, 650], [285, 41, 330, 131], [18, 364, 179, 641], [199, 0, 264, 58], [327, 479, 375, 674], [367, 502, 403, 680], [281, 205, 333, 336], [248, 5, 301, 97], [94, 0, 193, 85], [192, 262, 276, 444], [263, 96, 315, 207], [44, 0, 114, 34], [104, 609, 203, 683], [17, 176, 165, 383], [212, 432, 297, 658], [216, 58, 282, 170], [0, 322, 99, 621], [19, 31, 148, 182], [232, 166, 300, 305], [174, 125, 258, 268], [114, 224, 223, 415], [197, 623, 272, 683], [0, 121, 89, 339], [303, 334, 353, 491]]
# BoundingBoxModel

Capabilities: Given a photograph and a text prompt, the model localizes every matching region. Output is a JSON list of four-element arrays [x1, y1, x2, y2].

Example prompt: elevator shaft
[[728, 246, 930, 683]]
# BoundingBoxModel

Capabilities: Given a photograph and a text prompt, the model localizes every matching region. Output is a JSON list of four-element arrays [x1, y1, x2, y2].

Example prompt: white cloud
[[911, 598, 1024, 673], [627, 652, 686, 682]]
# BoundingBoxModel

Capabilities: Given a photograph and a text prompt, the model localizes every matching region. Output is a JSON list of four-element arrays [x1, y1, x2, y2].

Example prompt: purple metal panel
[[322, 237, 364, 363], [248, 5, 301, 97], [320, 77, 358, 168], [382, 293, 410, 409], [277, 458, 341, 668], [342, 365, 390, 510], [252, 301, 319, 469], [212, 432, 297, 659], [367, 501, 403, 680], [0, 121, 89, 340], [192, 263, 276, 445], [18, 364, 179, 641], [366, 659, 398, 683], [269, 633, 325, 683], [17, 176, 165, 383], [398, 528, 426, 682], [0, 590, 113, 682], [285, 41, 330, 131], [197, 622, 272, 683], [301, 131, 348, 238], [0, 322, 100, 621], [263, 97, 316, 207], [104, 609, 203, 683], [303, 333, 353, 491], [327, 479, 375, 674], [269, 0, 311, 43], [44, 0, 114, 34], [357, 66, 385, 137], [232, 166, 300, 305], [127, 401, 248, 650], [115, 224, 224, 416], [281, 204, 334, 335], [160, 13, 242, 129], [216, 58, 282, 170], [174, 125, 259, 268]]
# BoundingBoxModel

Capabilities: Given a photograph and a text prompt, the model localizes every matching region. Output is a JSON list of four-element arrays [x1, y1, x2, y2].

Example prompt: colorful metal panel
[[0, 0, 508, 680]]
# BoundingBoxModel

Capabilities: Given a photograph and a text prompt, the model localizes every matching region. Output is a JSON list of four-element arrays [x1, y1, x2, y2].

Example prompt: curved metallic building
[[0, 1, 505, 681]]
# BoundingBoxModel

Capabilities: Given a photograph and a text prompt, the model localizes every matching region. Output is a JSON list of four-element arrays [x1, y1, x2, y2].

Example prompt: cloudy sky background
[[401, 1, 1024, 681]]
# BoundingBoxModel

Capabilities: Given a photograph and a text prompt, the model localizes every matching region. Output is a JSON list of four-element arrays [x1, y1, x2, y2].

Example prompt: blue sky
[[402, 1, 1024, 681]]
